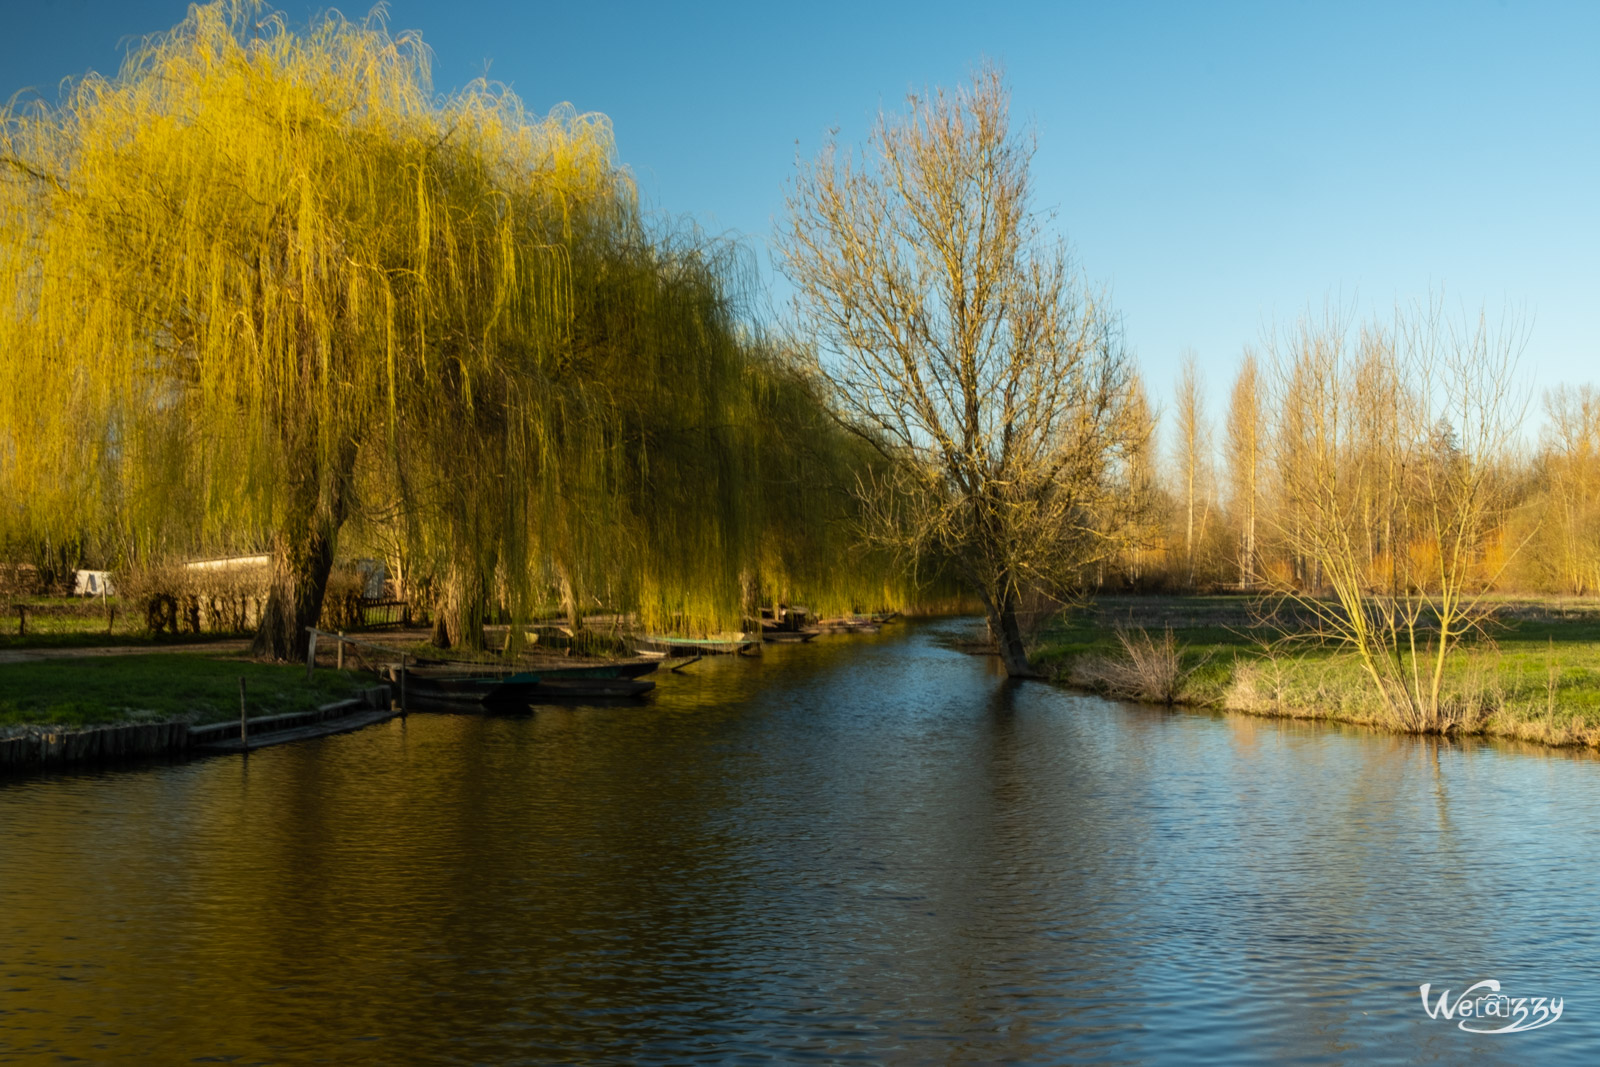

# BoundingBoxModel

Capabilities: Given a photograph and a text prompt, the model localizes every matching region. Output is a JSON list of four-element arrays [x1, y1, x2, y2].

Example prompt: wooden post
[[337, 631, 344, 671], [239, 676, 248, 752], [306, 628, 318, 683], [17, 605, 25, 637], [400, 653, 407, 718]]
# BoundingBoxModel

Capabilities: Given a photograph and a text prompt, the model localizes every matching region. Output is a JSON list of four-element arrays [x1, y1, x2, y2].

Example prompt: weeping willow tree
[[0, 1, 914, 657]]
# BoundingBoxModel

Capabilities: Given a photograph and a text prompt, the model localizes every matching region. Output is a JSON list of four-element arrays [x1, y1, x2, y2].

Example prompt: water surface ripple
[[2, 620, 1596, 1063]]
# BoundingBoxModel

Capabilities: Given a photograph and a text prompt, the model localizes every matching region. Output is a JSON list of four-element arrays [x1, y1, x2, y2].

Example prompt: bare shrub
[[1072, 627, 1187, 705], [317, 566, 367, 631], [119, 562, 270, 637]]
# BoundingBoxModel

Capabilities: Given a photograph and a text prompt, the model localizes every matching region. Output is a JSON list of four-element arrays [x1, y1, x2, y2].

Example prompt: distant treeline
[[1107, 305, 1596, 598]]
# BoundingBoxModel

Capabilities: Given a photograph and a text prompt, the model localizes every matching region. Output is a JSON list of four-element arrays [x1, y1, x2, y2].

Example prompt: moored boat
[[528, 677, 655, 699], [397, 668, 545, 707], [761, 628, 821, 643], [392, 664, 657, 706], [531, 661, 660, 680], [633, 634, 757, 656]]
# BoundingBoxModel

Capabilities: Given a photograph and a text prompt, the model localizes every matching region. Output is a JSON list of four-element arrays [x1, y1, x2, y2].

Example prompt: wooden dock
[[192, 707, 399, 754]]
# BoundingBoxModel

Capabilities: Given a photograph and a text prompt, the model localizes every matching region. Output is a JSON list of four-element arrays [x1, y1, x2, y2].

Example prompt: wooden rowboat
[[761, 629, 820, 643], [633, 634, 757, 656], [529, 661, 660, 680], [528, 677, 655, 699], [396, 666, 655, 706], [400, 669, 545, 708]]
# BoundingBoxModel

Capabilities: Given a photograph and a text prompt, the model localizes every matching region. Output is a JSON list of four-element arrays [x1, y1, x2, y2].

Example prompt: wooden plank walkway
[[193, 708, 400, 754]]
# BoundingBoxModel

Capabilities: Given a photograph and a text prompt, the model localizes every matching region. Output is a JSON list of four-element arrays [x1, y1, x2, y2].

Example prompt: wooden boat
[[633, 634, 757, 656], [399, 669, 546, 708], [395, 665, 655, 706], [761, 628, 821, 643], [532, 661, 659, 680], [528, 677, 655, 699], [815, 617, 880, 634]]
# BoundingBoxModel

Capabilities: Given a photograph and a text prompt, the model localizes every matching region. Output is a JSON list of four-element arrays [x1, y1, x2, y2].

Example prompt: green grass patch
[[0, 655, 364, 731], [1032, 595, 1600, 747]]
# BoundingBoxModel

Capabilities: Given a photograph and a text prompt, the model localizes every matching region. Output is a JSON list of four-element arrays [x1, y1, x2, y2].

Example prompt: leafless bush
[[119, 562, 270, 637], [318, 566, 367, 631], [1072, 627, 1187, 705]]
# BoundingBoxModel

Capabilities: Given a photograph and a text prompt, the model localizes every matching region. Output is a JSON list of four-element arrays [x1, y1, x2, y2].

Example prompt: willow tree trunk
[[432, 561, 486, 651], [556, 562, 582, 633], [250, 439, 356, 662], [739, 568, 762, 632], [252, 523, 339, 661]]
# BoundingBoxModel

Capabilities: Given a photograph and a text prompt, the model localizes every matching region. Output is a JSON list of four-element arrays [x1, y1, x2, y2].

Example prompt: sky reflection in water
[[2, 619, 1596, 1063]]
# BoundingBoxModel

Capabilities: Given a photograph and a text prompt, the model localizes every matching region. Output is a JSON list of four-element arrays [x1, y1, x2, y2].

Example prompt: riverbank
[[0, 625, 679, 769], [1030, 595, 1600, 749], [0, 654, 361, 733]]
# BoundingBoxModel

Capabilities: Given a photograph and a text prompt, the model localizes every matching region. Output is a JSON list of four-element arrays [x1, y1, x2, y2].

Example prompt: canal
[[1, 619, 1596, 1063]]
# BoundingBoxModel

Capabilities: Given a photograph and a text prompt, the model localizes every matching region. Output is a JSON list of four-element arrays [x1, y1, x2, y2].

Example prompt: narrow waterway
[[2, 619, 1596, 1064]]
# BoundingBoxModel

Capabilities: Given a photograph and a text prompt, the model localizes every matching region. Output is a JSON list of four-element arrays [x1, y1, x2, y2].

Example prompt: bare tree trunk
[[988, 598, 1033, 677], [980, 568, 1035, 677]]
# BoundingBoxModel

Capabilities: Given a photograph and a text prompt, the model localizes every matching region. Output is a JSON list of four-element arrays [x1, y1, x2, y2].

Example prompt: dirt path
[[0, 639, 253, 665]]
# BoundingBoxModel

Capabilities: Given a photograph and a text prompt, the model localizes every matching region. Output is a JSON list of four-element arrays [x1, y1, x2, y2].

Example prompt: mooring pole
[[239, 676, 248, 753], [337, 631, 344, 671], [400, 654, 408, 719]]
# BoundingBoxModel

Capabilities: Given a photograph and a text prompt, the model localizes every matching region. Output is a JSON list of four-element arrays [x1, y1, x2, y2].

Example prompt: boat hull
[[633, 636, 756, 656]]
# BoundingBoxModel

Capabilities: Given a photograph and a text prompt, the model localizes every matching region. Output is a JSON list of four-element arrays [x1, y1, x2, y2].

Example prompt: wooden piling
[[336, 631, 344, 670], [239, 676, 248, 752]]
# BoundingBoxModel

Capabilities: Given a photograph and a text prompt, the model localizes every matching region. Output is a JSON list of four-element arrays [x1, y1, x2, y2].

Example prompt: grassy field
[[1031, 595, 1600, 748], [0, 595, 184, 649], [0, 654, 365, 733]]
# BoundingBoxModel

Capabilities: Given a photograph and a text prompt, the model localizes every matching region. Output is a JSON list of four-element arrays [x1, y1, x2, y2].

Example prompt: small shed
[[73, 569, 116, 597]]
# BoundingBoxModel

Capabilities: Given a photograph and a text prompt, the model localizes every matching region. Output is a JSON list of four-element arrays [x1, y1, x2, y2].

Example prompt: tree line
[[1108, 305, 1597, 604], [0, 2, 929, 658], [7, 3, 1566, 689]]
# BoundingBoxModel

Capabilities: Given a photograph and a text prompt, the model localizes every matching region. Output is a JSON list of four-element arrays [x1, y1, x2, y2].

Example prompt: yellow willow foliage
[[0, 2, 915, 642]]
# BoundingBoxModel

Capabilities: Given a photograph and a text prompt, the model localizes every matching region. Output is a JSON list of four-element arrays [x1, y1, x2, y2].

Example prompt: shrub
[[1072, 627, 1189, 705], [118, 561, 269, 637]]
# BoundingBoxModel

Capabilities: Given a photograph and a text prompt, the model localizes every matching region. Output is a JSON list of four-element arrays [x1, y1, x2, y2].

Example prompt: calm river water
[[2, 619, 1598, 1064]]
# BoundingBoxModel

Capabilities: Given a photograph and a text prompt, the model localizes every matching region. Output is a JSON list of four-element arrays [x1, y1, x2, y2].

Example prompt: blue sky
[[4, 1, 1596, 427]]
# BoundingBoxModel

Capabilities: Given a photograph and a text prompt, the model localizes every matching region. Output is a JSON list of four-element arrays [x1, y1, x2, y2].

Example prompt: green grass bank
[[0, 654, 361, 734], [1031, 595, 1600, 750]]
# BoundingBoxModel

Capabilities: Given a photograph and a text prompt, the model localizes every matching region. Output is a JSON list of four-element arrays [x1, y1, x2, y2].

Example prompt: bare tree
[[1539, 385, 1600, 594], [1119, 372, 1163, 585], [1225, 350, 1261, 587], [1173, 351, 1212, 588], [778, 65, 1139, 676], [1265, 303, 1527, 730]]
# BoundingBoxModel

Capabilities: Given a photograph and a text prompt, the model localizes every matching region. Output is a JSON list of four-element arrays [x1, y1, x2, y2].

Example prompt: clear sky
[[4, 0, 1596, 426]]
